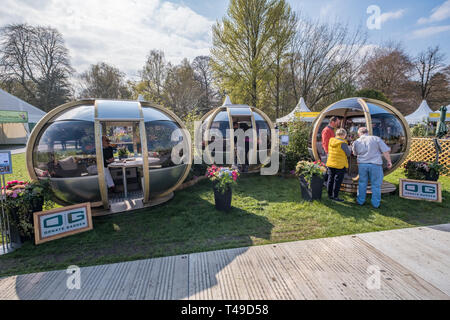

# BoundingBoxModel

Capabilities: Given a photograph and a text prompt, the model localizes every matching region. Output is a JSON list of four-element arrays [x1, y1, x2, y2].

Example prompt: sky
[[1, 0, 449, 80]]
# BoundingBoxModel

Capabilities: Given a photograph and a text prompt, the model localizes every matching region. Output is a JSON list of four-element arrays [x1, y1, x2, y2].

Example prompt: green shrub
[[281, 121, 312, 172], [411, 123, 431, 137], [355, 88, 392, 105]]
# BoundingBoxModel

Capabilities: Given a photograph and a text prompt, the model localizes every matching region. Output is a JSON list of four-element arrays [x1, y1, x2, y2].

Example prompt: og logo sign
[[399, 179, 442, 203], [34, 203, 93, 245]]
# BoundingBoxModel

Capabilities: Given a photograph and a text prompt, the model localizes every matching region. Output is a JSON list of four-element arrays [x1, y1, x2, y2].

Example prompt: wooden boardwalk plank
[[0, 225, 449, 300], [358, 224, 450, 296]]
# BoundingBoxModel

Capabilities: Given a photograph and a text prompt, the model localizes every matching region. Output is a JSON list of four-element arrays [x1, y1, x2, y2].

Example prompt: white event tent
[[276, 97, 314, 123], [405, 100, 434, 125], [0, 88, 46, 144]]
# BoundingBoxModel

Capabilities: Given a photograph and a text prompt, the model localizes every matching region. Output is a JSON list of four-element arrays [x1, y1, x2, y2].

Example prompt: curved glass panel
[[211, 111, 230, 138], [52, 105, 95, 122], [342, 116, 368, 177], [145, 120, 182, 168], [228, 107, 252, 116], [366, 103, 390, 115], [313, 114, 367, 163], [366, 102, 407, 166], [371, 113, 407, 167], [326, 98, 364, 115], [209, 111, 230, 164], [142, 106, 173, 122], [253, 111, 271, 150], [33, 121, 97, 178], [97, 100, 141, 119], [312, 105, 367, 178], [203, 108, 272, 166]]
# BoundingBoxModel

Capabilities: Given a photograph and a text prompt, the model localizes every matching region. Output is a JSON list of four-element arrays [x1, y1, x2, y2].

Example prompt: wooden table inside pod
[[108, 157, 161, 198]]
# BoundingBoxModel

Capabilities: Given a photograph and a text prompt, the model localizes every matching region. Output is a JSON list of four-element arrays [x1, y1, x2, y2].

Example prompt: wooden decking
[[0, 224, 449, 300]]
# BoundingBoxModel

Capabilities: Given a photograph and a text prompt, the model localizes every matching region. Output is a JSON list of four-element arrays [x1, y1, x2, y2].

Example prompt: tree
[[355, 88, 392, 104], [211, 0, 281, 109], [415, 46, 446, 100], [140, 49, 167, 104], [0, 23, 74, 111], [267, 0, 297, 118], [192, 55, 219, 113], [78, 62, 131, 99], [163, 59, 202, 118], [289, 18, 367, 110], [359, 43, 416, 114], [425, 65, 450, 109]]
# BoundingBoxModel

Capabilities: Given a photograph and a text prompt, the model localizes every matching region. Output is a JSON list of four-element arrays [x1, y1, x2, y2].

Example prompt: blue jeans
[[357, 163, 384, 208]]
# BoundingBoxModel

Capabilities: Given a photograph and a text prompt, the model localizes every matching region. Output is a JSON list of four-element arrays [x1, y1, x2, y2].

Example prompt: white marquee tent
[[405, 100, 434, 125], [276, 97, 314, 123], [0, 88, 46, 144], [429, 103, 450, 123]]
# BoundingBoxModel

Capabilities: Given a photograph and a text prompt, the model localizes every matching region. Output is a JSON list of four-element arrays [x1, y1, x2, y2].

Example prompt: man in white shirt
[[352, 127, 392, 208]]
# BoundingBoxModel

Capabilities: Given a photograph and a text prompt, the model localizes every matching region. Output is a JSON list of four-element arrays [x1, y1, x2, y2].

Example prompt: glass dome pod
[[26, 99, 191, 212], [200, 96, 275, 171], [309, 97, 411, 192]]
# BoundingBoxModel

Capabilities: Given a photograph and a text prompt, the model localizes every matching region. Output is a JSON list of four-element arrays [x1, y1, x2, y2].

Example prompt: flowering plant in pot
[[295, 160, 327, 201], [2, 179, 53, 243], [403, 161, 446, 181], [117, 146, 129, 160], [206, 165, 239, 211]]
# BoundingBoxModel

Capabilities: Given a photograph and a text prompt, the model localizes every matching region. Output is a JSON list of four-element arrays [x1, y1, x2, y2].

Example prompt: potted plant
[[118, 146, 129, 160], [3, 179, 53, 244], [295, 160, 327, 201], [403, 161, 446, 182], [206, 165, 239, 212]]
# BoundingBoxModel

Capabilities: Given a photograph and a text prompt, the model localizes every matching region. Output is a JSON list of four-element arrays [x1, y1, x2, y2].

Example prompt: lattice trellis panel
[[403, 138, 450, 177]]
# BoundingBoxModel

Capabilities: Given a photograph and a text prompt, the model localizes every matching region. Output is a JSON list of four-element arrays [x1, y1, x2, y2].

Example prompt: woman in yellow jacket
[[326, 128, 351, 202]]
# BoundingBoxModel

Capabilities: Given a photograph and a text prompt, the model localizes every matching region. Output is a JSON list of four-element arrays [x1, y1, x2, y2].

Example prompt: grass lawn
[[0, 153, 449, 277], [3, 153, 29, 182]]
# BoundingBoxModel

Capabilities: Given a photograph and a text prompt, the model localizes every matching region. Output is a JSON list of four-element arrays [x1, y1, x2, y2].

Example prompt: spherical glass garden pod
[[309, 97, 411, 193], [26, 99, 191, 213], [200, 96, 275, 172]]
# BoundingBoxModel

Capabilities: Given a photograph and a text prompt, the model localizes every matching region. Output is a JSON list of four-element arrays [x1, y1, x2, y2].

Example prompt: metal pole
[[433, 138, 441, 163], [2, 175, 11, 249], [0, 174, 7, 252]]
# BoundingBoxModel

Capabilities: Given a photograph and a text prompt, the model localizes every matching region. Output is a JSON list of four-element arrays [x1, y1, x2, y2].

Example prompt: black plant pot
[[213, 185, 232, 212], [299, 175, 323, 201], [8, 208, 23, 245], [425, 170, 439, 182]]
